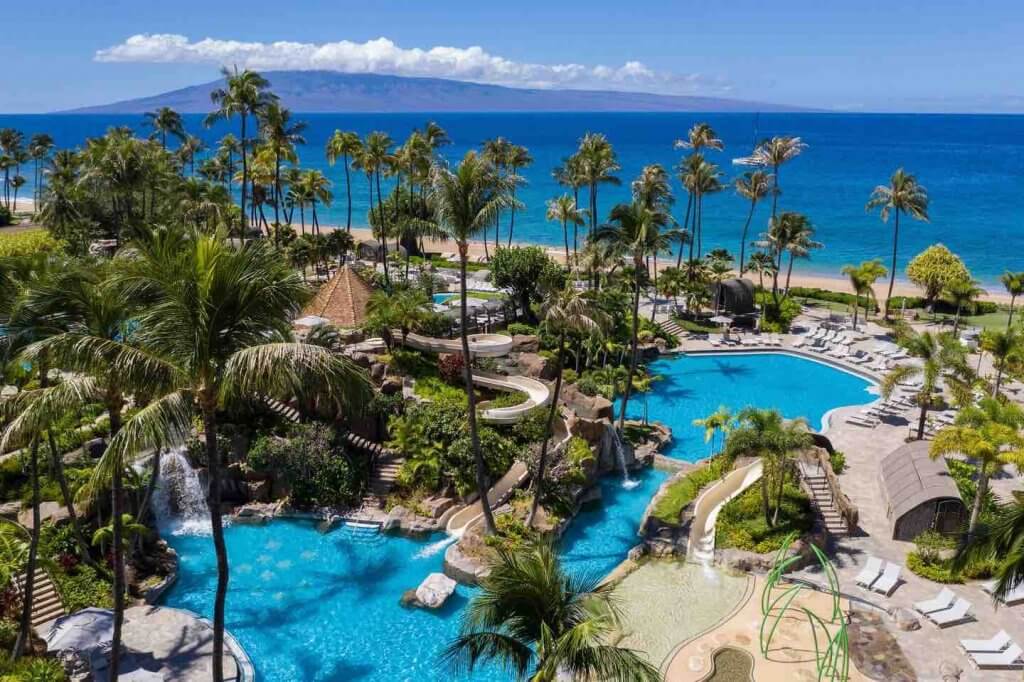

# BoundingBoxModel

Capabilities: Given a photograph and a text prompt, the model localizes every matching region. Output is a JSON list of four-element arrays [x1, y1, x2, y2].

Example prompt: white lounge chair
[[709, 336, 723, 347], [960, 630, 1012, 653], [981, 580, 1024, 606], [872, 562, 902, 595], [926, 597, 973, 627], [854, 556, 883, 588], [792, 337, 807, 348], [846, 414, 878, 428], [915, 587, 956, 615], [969, 643, 1024, 670]]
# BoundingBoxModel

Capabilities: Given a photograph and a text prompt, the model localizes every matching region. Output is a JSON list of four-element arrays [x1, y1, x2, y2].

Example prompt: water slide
[[445, 460, 531, 534], [402, 333, 550, 423], [688, 459, 764, 563]]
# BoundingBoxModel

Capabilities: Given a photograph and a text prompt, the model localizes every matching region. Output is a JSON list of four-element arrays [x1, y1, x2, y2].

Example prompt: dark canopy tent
[[878, 441, 966, 541], [712, 278, 757, 317]]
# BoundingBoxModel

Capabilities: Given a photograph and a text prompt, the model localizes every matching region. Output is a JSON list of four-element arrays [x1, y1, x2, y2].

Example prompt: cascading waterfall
[[152, 447, 212, 536], [610, 428, 640, 490]]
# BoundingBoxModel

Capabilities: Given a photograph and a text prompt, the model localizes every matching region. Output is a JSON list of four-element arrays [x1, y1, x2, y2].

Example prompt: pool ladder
[[334, 521, 386, 546]]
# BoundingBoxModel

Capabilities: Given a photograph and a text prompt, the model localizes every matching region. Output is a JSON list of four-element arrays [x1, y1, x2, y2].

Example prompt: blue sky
[[4, 0, 1023, 113]]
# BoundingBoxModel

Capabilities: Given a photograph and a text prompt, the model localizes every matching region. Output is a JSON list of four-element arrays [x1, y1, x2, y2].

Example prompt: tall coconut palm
[[980, 328, 1024, 397], [577, 133, 621, 240], [443, 541, 659, 682], [143, 107, 185, 150], [596, 200, 669, 432], [840, 259, 888, 327], [526, 285, 605, 528], [505, 144, 533, 246], [746, 252, 777, 295], [674, 122, 724, 154], [725, 408, 812, 526], [866, 168, 930, 318], [931, 398, 1024, 542], [216, 134, 241, 195], [546, 195, 583, 266], [553, 154, 587, 261], [259, 103, 306, 229], [325, 131, 362, 233], [780, 215, 822, 295], [359, 132, 395, 286], [757, 212, 815, 300], [205, 67, 277, 238], [427, 152, 512, 534], [100, 228, 369, 681], [1001, 271, 1024, 329], [0, 128, 24, 210], [734, 170, 771, 275], [27, 133, 54, 210], [693, 405, 734, 452], [298, 170, 332, 238], [482, 137, 514, 250], [752, 136, 807, 220], [945, 278, 985, 336], [176, 135, 205, 177], [882, 330, 974, 440]]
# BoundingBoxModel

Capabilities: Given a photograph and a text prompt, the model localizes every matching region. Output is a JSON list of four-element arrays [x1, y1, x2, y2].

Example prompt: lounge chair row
[[708, 334, 784, 348], [912, 586, 1024, 668], [854, 556, 902, 596]]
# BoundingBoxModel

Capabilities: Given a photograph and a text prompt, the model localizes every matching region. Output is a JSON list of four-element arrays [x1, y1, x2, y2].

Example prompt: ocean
[[2, 112, 1022, 286]]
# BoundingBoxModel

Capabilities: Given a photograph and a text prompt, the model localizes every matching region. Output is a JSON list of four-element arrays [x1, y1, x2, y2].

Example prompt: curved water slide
[[688, 459, 764, 563], [445, 461, 531, 534], [402, 333, 550, 423]]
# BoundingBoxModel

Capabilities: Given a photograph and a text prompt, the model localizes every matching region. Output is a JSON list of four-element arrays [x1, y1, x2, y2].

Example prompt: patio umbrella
[[710, 315, 733, 326]]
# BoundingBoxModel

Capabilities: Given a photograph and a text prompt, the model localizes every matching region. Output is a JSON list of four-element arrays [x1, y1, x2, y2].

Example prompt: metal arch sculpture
[[759, 531, 850, 681]]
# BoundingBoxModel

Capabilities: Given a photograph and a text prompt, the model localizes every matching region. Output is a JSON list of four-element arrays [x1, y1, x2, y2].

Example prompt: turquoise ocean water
[[3, 112, 1022, 285]]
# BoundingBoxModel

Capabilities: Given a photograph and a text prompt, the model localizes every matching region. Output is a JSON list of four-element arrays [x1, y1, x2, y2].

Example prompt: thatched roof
[[879, 440, 961, 522], [302, 266, 373, 329], [713, 278, 756, 315]]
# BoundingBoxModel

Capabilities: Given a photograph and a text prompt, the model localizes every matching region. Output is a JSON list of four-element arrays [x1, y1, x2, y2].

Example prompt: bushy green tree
[[491, 246, 564, 323], [906, 244, 969, 309]]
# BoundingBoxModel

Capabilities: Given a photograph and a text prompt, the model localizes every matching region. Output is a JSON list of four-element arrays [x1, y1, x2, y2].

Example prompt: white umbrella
[[710, 315, 733, 326], [293, 315, 329, 328]]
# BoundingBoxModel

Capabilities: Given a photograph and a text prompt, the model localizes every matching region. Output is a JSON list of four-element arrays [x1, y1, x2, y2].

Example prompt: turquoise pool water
[[162, 467, 667, 681], [620, 352, 875, 461], [432, 293, 456, 304]]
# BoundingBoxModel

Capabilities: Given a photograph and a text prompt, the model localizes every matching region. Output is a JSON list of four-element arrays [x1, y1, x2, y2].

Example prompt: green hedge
[[716, 478, 814, 554], [651, 456, 730, 524]]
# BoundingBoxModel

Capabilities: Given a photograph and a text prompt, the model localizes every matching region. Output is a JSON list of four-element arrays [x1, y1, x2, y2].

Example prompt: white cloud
[[95, 34, 728, 95]]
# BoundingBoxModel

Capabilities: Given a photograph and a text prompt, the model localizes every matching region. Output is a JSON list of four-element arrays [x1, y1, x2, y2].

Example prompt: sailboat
[[732, 112, 764, 166]]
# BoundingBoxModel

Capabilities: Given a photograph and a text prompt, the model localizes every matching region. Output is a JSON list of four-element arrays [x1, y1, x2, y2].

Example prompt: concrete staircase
[[261, 396, 300, 423], [658, 318, 686, 339], [14, 568, 65, 628], [800, 462, 849, 537], [362, 453, 405, 509]]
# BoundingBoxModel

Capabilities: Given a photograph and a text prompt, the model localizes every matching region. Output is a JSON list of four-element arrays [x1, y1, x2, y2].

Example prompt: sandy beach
[[336, 226, 1013, 304]]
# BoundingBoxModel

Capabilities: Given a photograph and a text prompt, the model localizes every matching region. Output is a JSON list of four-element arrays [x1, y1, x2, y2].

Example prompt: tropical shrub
[[759, 295, 802, 332], [0, 656, 66, 681], [906, 244, 970, 306], [0, 206, 11, 227], [829, 450, 847, 475], [506, 322, 536, 336], [560, 368, 578, 384], [651, 455, 732, 524], [0, 620, 17, 650], [52, 564, 113, 612], [0, 229, 62, 258], [716, 476, 813, 553], [437, 352, 465, 384], [946, 457, 997, 523], [490, 246, 564, 322], [907, 531, 996, 583]]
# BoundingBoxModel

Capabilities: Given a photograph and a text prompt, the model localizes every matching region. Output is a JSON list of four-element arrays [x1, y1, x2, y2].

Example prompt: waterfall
[[152, 447, 212, 536], [413, 534, 458, 559], [610, 429, 640, 490]]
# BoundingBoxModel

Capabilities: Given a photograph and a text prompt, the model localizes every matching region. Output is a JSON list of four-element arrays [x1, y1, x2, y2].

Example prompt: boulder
[[19, 501, 69, 529], [422, 496, 456, 519], [517, 352, 556, 380], [444, 541, 490, 585], [510, 335, 539, 353], [350, 352, 373, 368], [84, 437, 107, 459], [245, 480, 271, 503], [893, 607, 920, 631], [380, 377, 403, 395], [414, 572, 457, 609], [0, 501, 21, 521], [561, 384, 613, 421], [627, 545, 647, 562], [370, 362, 387, 381], [382, 505, 414, 532]]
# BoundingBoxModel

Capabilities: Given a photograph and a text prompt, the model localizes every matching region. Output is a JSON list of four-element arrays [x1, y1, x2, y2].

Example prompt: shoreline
[[332, 225, 1014, 305]]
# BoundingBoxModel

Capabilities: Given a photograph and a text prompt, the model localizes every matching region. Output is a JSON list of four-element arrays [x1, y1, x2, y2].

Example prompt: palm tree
[[443, 541, 659, 682], [553, 154, 586, 261], [427, 152, 511, 534], [841, 260, 888, 327], [359, 132, 395, 286], [866, 168, 930, 318], [734, 170, 771, 275], [546, 195, 583, 266], [955, 498, 1024, 603], [758, 212, 819, 300], [205, 67, 277, 238], [945, 278, 985, 336], [27, 133, 54, 210], [577, 133, 621, 241], [176, 135, 205, 177], [725, 408, 812, 526], [143, 107, 185, 150], [596, 200, 669, 432], [505, 144, 533, 246], [931, 398, 1024, 542], [980, 328, 1024, 397], [746, 252, 777, 296], [325, 228, 354, 267], [693, 405, 734, 452], [1000, 272, 1024, 329], [99, 228, 369, 682], [882, 330, 974, 440], [260, 103, 306, 229], [299, 170, 332, 238], [217, 134, 241, 195], [674, 122, 724, 154], [527, 285, 605, 528], [325, 131, 362, 232], [752, 136, 807, 220]]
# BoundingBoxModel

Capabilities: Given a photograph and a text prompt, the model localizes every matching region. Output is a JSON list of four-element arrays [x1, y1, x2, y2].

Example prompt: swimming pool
[[432, 293, 456, 304], [620, 352, 875, 461], [162, 467, 668, 681]]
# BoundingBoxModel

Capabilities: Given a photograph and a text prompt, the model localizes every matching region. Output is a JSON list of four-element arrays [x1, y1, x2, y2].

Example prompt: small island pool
[[620, 351, 876, 461]]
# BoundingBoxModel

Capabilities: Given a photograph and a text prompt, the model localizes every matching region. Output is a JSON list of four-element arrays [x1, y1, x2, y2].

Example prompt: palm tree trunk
[[239, 114, 248, 240], [760, 472, 772, 527], [507, 182, 516, 247], [1008, 295, 1017, 330], [916, 400, 928, 440], [109, 459, 125, 680], [11, 438, 40, 661], [784, 253, 795, 296], [771, 165, 780, 220], [650, 253, 659, 322], [376, 172, 390, 289], [46, 434, 98, 572], [273, 152, 281, 231], [572, 187, 580, 266], [459, 246, 497, 534], [739, 200, 755, 276], [993, 364, 1005, 398], [677, 194, 693, 269], [344, 155, 352, 232], [617, 260, 643, 432], [201, 404, 230, 682], [852, 294, 860, 327], [966, 468, 989, 542], [772, 460, 787, 526], [885, 210, 900, 319], [562, 218, 570, 265], [527, 331, 566, 528]]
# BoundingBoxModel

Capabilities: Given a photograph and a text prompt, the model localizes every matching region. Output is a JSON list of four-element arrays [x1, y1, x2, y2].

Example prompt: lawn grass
[[651, 456, 730, 524]]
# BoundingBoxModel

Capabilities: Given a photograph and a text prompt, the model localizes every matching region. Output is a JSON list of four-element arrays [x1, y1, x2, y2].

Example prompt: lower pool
[[432, 293, 456, 304], [620, 352, 875, 461], [162, 467, 668, 681]]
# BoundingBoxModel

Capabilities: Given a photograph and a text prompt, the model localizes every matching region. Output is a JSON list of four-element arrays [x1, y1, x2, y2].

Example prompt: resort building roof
[[301, 265, 373, 329], [878, 440, 965, 541]]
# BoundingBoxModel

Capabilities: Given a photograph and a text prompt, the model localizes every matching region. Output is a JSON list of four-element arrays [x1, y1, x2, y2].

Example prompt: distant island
[[62, 70, 811, 114]]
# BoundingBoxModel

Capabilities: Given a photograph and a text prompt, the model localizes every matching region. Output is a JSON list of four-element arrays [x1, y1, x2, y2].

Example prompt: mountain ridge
[[61, 71, 814, 114]]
